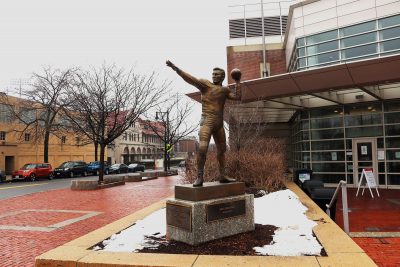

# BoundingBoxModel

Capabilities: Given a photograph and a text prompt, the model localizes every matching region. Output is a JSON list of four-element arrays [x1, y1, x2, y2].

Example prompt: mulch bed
[[138, 224, 277, 255], [96, 187, 327, 256]]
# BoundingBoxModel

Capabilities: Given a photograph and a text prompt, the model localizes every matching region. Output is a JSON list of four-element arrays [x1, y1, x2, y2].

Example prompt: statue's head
[[212, 67, 225, 85]]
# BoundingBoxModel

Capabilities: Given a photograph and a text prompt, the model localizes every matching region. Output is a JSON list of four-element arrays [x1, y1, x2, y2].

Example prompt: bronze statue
[[166, 60, 242, 187]]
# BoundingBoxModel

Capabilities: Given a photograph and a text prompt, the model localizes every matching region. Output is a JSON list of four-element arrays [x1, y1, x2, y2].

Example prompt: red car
[[12, 163, 53, 181]]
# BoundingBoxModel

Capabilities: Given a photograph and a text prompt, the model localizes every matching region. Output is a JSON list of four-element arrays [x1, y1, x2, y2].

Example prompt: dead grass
[[183, 138, 287, 192]]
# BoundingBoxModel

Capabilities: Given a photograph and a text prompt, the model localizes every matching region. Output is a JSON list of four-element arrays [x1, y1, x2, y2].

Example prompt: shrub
[[183, 138, 287, 192]]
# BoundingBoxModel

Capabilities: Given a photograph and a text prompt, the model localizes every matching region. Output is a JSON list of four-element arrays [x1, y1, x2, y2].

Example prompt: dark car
[[53, 161, 88, 178], [109, 163, 129, 174], [86, 161, 110, 175], [128, 163, 145, 172], [0, 168, 6, 182], [12, 163, 53, 181]]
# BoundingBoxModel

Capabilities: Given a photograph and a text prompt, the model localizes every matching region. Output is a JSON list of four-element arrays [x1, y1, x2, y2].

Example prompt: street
[[0, 175, 107, 200]]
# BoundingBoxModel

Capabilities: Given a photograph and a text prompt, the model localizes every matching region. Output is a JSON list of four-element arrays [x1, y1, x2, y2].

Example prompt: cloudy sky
[[0, 0, 233, 90], [0, 0, 245, 129]]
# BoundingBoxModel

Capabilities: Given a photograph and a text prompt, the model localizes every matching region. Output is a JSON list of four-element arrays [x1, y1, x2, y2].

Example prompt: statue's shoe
[[219, 176, 236, 183], [193, 177, 204, 187]]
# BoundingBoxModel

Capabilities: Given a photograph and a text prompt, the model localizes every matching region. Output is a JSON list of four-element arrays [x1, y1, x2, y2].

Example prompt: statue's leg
[[214, 126, 236, 183], [194, 123, 212, 187]]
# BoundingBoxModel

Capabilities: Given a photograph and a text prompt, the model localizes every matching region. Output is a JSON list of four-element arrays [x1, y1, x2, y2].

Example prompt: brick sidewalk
[[0, 176, 180, 267], [335, 188, 400, 267]]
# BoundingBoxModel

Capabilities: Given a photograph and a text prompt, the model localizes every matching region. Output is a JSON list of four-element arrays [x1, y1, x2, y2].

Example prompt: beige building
[[0, 94, 97, 174], [107, 119, 164, 164]]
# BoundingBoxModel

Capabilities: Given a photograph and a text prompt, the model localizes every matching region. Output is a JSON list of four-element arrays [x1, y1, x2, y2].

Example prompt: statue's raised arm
[[166, 60, 207, 92]]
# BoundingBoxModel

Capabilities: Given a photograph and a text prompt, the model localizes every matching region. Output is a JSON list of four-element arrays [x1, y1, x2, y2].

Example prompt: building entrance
[[5, 156, 14, 175], [352, 138, 378, 187]]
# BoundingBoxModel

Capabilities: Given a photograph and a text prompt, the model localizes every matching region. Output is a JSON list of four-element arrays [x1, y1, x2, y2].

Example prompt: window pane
[[384, 101, 400, 112], [306, 40, 338, 55], [312, 151, 345, 161], [387, 150, 400, 160], [313, 173, 345, 184], [311, 129, 344, 139], [298, 47, 305, 57], [312, 163, 345, 172], [300, 120, 309, 130], [380, 26, 400, 40], [306, 30, 337, 45], [308, 51, 339, 66], [341, 44, 377, 59], [344, 114, 382, 126], [311, 140, 344, 150], [340, 32, 376, 48], [385, 112, 400, 124], [344, 103, 382, 115], [380, 39, 400, 52], [340, 21, 376, 37], [386, 137, 400, 148], [346, 126, 383, 138], [297, 37, 305, 47], [388, 174, 400, 185], [310, 107, 342, 118], [299, 57, 307, 67], [379, 14, 400, 29], [310, 117, 343, 129], [386, 125, 400, 136], [388, 161, 400, 172]]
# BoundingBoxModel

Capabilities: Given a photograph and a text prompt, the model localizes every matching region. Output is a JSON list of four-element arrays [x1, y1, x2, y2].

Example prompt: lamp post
[[156, 111, 169, 172]]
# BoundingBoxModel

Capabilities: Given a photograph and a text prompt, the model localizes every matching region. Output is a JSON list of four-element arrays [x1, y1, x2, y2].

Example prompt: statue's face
[[212, 70, 225, 85]]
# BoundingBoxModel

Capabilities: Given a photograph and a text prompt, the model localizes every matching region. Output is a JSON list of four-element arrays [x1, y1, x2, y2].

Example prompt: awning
[[187, 54, 400, 123]]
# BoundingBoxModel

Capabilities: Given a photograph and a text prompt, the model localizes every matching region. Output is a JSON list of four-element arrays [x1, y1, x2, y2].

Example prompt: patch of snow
[[102, 208, 166, 252], [99, 189, 323, 256], [253, 189, 322, 256]]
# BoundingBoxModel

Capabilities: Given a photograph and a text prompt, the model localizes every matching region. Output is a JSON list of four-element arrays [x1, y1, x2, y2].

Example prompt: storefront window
[[346, 126, 383, 138], [311, 140, 344, 150], [311, 117, 342, 129], [312, 151, 345, 161], [345, 113, 382, 126], [311, 128, 344, 139]]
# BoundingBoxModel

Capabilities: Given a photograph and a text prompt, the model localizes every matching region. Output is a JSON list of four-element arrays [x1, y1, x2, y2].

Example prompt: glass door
[[353, 138, 378, 186]]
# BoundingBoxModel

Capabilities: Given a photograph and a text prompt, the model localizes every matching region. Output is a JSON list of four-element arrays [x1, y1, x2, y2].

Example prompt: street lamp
[[156, 111, 170, 172]]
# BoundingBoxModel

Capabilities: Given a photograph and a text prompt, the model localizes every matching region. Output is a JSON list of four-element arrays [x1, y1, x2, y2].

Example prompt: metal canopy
[[187, 54, 400, 123]]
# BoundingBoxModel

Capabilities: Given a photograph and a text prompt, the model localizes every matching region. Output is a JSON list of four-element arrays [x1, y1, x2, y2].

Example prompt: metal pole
[[342, 183, 350, 234], [260, 0, 268, 77], [167, 111, 170, 171]]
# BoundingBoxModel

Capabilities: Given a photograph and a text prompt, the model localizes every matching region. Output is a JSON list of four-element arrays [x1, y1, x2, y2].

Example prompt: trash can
[[294, 169, 313, 188], [310, 187, 337, 221], [303, 179, 324, 196]]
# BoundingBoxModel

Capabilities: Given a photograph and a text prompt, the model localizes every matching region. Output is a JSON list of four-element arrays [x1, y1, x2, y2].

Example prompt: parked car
[[12, 163, 53, 181], [128, 163, 145, 172], [0, 168, 6, 182], [53, 161, 87, 178], [86, 161, 110, 175], [178, 161, 186, 168], [109, 163, 129, 174]]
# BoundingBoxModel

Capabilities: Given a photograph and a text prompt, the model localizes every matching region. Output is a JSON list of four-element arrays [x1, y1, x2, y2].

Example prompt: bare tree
[[64, 64, 169, 183], [143, 95, 197, 171], [0, 67, 75, 163]]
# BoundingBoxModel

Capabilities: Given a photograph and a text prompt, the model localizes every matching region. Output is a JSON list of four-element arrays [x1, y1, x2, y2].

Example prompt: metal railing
[[326, 180, 349, 234]]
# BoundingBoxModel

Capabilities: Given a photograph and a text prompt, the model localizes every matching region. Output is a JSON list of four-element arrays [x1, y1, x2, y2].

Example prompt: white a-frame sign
[[356, 168, 380, 198]]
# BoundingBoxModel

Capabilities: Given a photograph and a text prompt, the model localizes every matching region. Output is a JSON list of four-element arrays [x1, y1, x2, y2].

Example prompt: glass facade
[[288, 14, 400, 72], [291, 101, 400, 186]]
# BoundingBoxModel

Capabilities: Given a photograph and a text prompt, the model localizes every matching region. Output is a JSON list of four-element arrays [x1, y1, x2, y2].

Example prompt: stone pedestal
[[166, 182, 254, 245]]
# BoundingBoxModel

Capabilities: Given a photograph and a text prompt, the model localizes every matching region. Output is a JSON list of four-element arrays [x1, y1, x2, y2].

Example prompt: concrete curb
[[36, 181, 377, 267]]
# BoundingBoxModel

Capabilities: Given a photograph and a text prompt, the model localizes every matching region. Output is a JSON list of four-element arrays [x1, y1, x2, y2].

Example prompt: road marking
[[0, 183, 48, 190]]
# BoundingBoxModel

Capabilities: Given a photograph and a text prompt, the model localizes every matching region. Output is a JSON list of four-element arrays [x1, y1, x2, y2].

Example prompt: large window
[[289, 14, 400, 72], [291, 101, 400, 186]]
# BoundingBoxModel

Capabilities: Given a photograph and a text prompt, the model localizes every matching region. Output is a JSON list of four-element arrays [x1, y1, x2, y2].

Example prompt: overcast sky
[[0, 0, 242, 130]]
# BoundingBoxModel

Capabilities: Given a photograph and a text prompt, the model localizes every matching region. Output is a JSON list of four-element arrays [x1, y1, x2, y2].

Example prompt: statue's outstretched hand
[[166, 60, 174, 68]]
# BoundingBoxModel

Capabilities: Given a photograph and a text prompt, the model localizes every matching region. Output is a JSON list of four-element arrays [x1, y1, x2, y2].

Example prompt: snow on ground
[[97, 189, 322, 256], [253, 189, 322, 256]]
